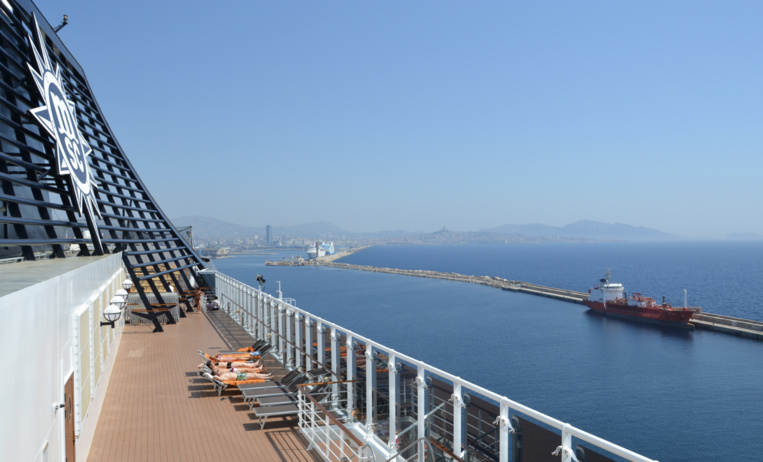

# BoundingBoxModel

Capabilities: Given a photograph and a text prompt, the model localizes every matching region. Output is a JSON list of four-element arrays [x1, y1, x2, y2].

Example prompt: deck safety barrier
[[213, 271, 659, 462], [298, 382, 376, 462]]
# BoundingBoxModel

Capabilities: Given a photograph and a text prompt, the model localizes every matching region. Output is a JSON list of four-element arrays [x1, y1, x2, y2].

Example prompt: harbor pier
[[269, 248, 763, 340], [691, 313, 763, 340], [323, 260, 591, 303], [309, 257, 763, 341]]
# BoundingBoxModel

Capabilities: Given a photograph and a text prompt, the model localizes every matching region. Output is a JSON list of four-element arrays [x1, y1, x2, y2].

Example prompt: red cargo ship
[[585, 271, 695, 328]]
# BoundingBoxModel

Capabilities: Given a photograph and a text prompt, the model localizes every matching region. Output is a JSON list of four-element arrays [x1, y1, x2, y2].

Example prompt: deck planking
[[87, 310, 320, 462]]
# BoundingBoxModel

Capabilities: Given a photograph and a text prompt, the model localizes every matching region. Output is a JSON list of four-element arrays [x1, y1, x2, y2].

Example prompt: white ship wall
[[0, 253, 125, 462]]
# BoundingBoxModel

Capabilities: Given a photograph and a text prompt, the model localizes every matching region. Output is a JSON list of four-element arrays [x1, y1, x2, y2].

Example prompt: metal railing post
[[366, 344, 376, 429], [317, 322, 326, 370], [417, 366, 428, 462], [388, 355, 399, 453], [245, 288, 252, 334], [286, 308, 294, 368], [221, 278, 228, 313], [346, 336, 356, 420], [242, 288, 248, 332], [305, 318, 314, 370], [453, 382, 464, 459], [499, 401, 510, 462], [235, 283, 240, 322], [277, 303, 285, 360], [324, 409, 331, 459], [557, 424, 575, 462], [269, 298, 277, 346], [331, 327, 340, 410], [238, 283, 244, 323], [256, 291, 263, 339], [295, 313, 303, 370]]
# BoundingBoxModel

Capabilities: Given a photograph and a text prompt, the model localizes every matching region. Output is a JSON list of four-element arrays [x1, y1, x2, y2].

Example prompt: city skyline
[[36, 1, 763, 239]]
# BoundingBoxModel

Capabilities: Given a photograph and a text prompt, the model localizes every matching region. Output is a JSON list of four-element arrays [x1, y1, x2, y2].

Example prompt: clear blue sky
[[35, 1, 763, 239]]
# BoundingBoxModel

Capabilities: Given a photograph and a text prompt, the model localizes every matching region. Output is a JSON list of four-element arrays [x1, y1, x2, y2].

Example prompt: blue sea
[[214, 242, 763, 462]]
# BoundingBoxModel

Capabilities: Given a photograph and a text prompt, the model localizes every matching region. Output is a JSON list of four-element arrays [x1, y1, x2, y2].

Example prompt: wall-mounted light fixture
[[100, 304, 121, 329], [110, 294, 127, 309], [101, 278, 132, 328]]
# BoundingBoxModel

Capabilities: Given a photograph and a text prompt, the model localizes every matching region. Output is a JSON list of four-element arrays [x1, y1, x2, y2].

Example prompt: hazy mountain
[[726, 232, 763, 241], [174, 216, 679, 242], [268, 222, 412, 240], [171, 216, 412, 240], [276, 221, 355, 239], [172, 216, 261, 239], [481, 223, 561, 236], [482, 220, 679, 241]]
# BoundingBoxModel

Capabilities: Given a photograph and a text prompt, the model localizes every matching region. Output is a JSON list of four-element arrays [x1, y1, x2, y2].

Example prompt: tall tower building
[[266, 225, 272, 246]]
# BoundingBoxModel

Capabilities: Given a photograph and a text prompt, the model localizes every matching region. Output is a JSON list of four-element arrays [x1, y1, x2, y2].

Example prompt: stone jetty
[[318, 260, 588, 304], [268, 246, 763, 341]]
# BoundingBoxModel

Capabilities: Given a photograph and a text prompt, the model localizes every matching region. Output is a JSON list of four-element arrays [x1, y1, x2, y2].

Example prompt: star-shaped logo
[[26, 14, 102, 248]]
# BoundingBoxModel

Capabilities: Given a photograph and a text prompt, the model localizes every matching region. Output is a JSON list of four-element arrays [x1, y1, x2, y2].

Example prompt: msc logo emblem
[[26, 14, 102, 249]]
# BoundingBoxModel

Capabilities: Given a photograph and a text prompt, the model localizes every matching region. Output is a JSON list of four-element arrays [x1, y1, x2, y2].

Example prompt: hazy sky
[[35, 1, 762, 239]]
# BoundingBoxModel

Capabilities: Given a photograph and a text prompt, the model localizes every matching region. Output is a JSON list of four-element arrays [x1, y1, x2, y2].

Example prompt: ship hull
[[585, 301, 695, 329]]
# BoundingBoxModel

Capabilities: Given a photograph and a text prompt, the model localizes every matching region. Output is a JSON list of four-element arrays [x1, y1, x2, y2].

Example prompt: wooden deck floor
[[88, 310, 321, 462]]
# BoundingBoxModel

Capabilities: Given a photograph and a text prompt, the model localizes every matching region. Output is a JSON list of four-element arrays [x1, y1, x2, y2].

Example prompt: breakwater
[[322, 261, 589, 303], [267, 248, 763, 341], [691, 312, 763, 340], [314, 260, 763, 341]]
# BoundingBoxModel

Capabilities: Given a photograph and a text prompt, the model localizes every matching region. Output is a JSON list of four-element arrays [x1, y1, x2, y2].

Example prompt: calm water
[[215, 242, 763, 461]]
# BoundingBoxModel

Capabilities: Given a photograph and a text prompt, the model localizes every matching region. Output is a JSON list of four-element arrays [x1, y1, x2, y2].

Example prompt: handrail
[[382, 437, 434, 462], [298, 383, 364, 447], [429, 438, 465, 462], [215, 271, 658, 462], [220, 294, 343, 379]]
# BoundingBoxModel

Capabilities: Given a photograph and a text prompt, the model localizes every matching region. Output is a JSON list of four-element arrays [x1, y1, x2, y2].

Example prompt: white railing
[[213, 271, 659, 462], [298, 382, 377, 462]]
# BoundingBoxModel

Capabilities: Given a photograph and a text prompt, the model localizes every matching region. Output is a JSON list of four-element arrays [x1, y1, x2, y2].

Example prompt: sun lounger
[[198, 364, 213, 376], [254, 382, 329, 407], [201, 372, 230, 395], [241, 375, 310, 407], [197, 344, 272, 363], [237, 369, 303, 391], [201, 372, 270, 396], [217, 340, 268, 355], [249, 380, 338, 429], [237, 367, 328, 392], [256, 394, 299, 407], [251, 403, 300, 429], [197, 359, 262, 378], [197, 361, 269, 378]]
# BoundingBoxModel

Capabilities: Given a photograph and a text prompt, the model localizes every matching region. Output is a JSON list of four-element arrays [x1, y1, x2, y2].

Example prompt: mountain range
[[479, 220, 679, 241], [172, 216, 682, 242]]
